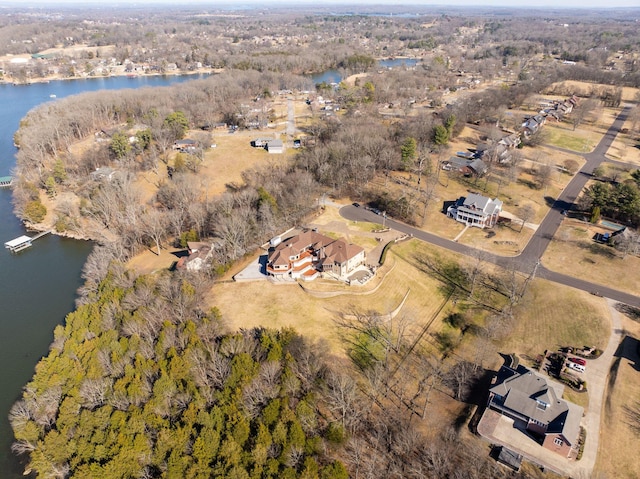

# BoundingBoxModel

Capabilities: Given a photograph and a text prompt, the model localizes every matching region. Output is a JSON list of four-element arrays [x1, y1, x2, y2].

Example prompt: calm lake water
[[311, 58, 418, 85], [0, 73, 207, 477]]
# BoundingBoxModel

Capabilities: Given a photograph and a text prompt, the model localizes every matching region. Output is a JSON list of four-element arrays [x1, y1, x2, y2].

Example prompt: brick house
[[266, 230, 365, 281], [487, 364, 583, 458]]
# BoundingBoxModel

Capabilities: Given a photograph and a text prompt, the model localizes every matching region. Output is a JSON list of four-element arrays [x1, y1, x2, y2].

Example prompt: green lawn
[[545, 126, 596, 152]]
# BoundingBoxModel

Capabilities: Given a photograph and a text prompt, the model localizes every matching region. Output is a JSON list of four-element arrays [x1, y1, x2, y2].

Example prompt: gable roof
[[462, 193, 502, 214], [268, 230, 334, 263], [318, 238, 364, 266], [490, 366, 583, 445]]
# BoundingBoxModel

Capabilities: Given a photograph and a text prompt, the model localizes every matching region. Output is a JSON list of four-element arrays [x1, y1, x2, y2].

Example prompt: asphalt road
[[340, 106, 640, 309]]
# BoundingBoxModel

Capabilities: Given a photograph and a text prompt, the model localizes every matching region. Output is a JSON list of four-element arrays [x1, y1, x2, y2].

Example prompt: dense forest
[[10, 266, 350, 478]]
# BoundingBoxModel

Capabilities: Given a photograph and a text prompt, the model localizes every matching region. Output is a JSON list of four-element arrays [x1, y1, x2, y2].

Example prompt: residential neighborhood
[[2, 4, 640, 479]]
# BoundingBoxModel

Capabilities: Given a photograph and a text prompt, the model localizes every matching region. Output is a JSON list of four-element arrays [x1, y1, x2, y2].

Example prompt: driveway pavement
[[570, 299, 624, 477], [339, 106, 639, 475], [476, 300, 622, 477]]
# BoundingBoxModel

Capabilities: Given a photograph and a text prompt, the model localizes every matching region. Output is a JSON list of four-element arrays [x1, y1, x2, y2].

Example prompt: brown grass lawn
[[595, 309, 640, 479], [608, 112, 640, 166], [502, 279, 611, 362], [210, 239, 452, 356], [542, 220, 640, 296], [546, 81, 640, 104], [134, 127, 295, 204]]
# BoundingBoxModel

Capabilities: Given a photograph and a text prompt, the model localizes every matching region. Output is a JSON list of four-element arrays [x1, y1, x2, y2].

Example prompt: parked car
[[568, 357, 586, 366], [567, 362, 585, 373], [352, 202, 360, 207]]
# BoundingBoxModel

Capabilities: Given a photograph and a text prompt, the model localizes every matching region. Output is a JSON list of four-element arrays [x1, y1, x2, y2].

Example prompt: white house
[[447, 193, 502, 228]]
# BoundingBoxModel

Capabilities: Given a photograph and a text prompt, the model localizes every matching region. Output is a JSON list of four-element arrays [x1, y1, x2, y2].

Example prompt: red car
[[568, 357, 586, 366]]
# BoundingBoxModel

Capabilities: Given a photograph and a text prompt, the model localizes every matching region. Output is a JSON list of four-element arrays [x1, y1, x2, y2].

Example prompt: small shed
[[266, 139, 284, 154], [496, 446, 522, 472]]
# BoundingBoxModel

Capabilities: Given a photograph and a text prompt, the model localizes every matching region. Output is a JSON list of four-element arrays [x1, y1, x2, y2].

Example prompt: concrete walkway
[[499, 210, 539, 231], [453, 225, 469, 242]]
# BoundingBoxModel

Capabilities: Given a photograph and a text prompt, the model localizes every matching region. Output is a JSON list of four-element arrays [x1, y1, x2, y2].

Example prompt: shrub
[[24, 200, 47, 223], [326, 423, 346, 445]]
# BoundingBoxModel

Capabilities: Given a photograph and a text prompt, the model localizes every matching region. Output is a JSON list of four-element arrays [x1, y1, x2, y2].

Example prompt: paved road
[[340, 106, 638, 477], [341, 106, 640, 309], [519, 106, 632, 264]]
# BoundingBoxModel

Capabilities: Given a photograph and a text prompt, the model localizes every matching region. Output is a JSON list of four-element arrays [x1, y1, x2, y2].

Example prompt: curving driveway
[[339, 105, 639, 477], [340, 106, 640, 308]]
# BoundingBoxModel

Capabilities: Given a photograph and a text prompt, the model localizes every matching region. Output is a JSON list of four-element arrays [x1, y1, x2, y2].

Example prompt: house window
[[554, 437, 563, 446]]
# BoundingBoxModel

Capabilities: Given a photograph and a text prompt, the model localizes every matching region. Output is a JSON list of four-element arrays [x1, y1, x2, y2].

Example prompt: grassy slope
[[505, 279, 611, 360]]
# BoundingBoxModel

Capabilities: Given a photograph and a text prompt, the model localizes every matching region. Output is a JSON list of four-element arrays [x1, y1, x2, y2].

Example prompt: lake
[[310, 58, 419, 85], [0, 73, 207, 477]]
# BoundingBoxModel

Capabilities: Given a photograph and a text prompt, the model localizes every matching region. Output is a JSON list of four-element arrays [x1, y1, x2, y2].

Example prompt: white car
[[567, 362, 585, 373]]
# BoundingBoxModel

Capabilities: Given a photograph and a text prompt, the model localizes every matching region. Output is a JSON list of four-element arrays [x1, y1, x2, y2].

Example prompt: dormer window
[[536, 400, 547, 411]]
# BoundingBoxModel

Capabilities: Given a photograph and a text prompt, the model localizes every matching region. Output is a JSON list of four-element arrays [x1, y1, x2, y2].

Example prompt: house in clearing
[[266, 230, 365, 281], [176, 241, 214, 271], [486, 364, 583, 459], [447, 193, 502, 228], [174, 139, 199, 152]]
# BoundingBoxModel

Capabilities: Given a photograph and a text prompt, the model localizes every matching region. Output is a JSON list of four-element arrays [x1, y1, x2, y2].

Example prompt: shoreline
[[0, 68, 222, 86]]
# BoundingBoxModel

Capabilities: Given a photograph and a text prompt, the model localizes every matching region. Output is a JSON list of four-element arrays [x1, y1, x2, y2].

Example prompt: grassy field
[[594, 307, 640, 479], [608, 114, 640, 165], [543, 220, 640, 296], [211, 239, 452, 355], [133, 127, 295, 204], [544, 123, 599, 152], [503, 279, 611, 361]]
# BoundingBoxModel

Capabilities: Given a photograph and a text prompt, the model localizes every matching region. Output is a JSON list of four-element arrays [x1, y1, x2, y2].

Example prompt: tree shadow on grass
[[615, 303, 640, 323], [516, 178, 538, 190], [623, 401, 640, 436], [573, 240, 619, 260]]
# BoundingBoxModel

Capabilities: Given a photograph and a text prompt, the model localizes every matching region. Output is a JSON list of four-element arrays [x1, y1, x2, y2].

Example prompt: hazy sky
[[12, 0, 640, 8]]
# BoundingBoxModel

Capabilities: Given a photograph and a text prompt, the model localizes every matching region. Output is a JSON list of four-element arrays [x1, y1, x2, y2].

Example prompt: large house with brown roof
[[487, 364, 583, 458], [267, 230, 365, 281]]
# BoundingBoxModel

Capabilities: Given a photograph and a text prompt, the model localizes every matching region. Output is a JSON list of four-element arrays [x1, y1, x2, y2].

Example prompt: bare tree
[[141, 208, 168, 255], [517, 204, 535, 232]]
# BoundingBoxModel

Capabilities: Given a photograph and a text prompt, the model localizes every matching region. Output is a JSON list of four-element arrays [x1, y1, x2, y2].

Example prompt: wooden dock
[[0, 176, 12, 188], [4, 230, 51, 253]]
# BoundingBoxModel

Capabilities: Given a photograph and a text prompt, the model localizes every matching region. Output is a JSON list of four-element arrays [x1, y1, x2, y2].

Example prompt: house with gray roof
[[487, 364, 583, 458], [447, 193, 502, 229]]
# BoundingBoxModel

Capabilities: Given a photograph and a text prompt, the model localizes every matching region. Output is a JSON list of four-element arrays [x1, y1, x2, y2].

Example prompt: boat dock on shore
[[0, 176, 12, 187], [4, 230, 51, 253]]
